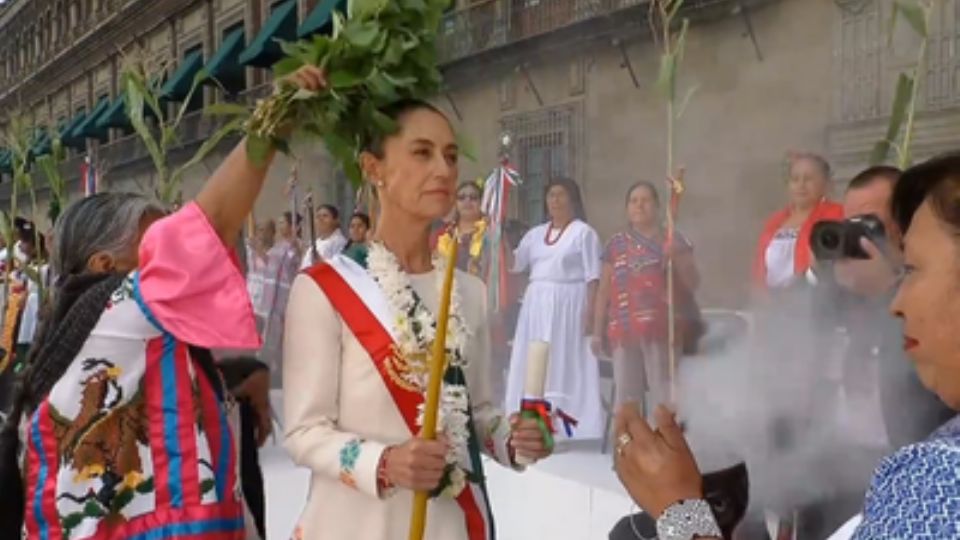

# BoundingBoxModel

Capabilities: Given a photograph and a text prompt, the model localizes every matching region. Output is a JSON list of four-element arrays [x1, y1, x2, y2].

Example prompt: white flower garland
[[366, 242, 472, 498]]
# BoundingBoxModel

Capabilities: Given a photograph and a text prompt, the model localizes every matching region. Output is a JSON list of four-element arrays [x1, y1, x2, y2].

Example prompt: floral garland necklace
[[366, 241, 473, 498]]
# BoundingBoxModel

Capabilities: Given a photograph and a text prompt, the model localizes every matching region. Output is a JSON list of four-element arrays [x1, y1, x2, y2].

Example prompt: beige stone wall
[[92, 61, 111, 99], [442, 0, 836, 309], [122, 0, 839, 310], [178, 3, 208, 54], [52, 91, 70, 123], [3, 0, 877, 312], [70, 76, 87, 109]]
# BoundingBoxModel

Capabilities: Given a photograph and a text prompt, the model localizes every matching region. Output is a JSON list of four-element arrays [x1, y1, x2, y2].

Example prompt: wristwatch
[[656, 499, 723, 540]]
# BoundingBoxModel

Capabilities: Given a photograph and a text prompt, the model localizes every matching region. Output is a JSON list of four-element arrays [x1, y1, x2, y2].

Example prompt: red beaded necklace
[[544, 221, 571, 246]]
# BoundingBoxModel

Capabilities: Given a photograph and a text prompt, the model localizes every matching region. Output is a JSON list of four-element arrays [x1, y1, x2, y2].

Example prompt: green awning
[[298, 0, 344, 38], [205, 27, 246, 92], [161, 50, 205, 101], [60, 109, 88, 150], [71, 97, 111, 141], [95, 97, 131, 130], [238, 0, 298, 68], [31, 130, 51, 158]]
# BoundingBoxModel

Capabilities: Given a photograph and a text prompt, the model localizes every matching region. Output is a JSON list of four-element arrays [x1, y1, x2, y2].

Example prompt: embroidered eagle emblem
[[49, 358, 150, 532]]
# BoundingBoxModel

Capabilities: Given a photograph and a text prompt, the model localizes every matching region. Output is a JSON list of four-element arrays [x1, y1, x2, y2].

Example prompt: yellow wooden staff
[[408, 239, 458, 540]]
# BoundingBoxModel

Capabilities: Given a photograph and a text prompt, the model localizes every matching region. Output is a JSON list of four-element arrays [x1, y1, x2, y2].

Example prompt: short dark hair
[[544, 177, 587, 222], [282, 211, 303, 228], [362, 99, 448, 158], [351, 212, 371, 229], [847, 165, 901, 192], [318, 204, 340, 221], [892, 152, 960, 234]]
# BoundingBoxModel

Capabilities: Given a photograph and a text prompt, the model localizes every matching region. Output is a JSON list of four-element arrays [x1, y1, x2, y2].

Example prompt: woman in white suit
[[283, 95, 551, 540]]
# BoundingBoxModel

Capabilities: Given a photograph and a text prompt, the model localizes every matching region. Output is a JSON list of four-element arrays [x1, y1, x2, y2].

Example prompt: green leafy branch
[[870, 0, 933, 169], [212, 0, 451, 188]]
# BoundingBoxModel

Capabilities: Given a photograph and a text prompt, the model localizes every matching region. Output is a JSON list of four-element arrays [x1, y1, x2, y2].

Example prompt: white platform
[[260, 440, 633, 540], [486, 449, 635, 540]]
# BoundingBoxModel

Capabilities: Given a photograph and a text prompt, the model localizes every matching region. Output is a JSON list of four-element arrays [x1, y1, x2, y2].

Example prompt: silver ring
[[615, 433, 632, 456]]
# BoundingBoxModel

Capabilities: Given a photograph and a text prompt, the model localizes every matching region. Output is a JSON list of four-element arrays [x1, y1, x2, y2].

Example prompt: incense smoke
[[678, 287, 894, 516]]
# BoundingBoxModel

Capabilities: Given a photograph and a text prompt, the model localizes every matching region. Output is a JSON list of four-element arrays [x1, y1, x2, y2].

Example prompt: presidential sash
[[305, 257, 496, 540]]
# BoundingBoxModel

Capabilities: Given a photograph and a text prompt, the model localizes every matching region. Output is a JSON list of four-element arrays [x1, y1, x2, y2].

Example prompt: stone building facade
[[1, 0, 959, 307]]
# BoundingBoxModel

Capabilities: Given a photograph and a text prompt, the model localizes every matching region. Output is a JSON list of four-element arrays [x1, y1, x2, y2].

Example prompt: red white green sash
[[305, 257, 496, 540]]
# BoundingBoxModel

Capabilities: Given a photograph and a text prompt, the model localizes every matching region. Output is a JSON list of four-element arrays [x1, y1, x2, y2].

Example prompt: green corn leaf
[[870, 73, 914, 165], [205, 102, 251, 117], [123, 73, 166, 175], [656, 52, 676, 100], [675, 19, 690, 64], [676, 83, 699, 118], [894, 0, 928, 38], [173, 68, 210, 129], [668, 0, 684, 22]]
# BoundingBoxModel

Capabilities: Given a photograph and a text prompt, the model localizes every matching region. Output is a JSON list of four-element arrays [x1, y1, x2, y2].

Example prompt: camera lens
[[819, 230, 840, 250]]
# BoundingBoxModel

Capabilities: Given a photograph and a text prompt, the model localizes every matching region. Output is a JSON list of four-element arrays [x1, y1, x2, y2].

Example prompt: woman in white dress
[[504, 177, 604, 440], [299, 204, 347, 269], [283, 99, 551, 540]]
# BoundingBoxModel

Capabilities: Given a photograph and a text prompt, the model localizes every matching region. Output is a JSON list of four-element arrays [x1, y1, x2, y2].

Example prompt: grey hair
[[51, 192, 165, 281]]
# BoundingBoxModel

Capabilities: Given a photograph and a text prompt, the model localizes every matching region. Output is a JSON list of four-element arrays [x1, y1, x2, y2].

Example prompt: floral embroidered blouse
[[18, 203, 261, 540]]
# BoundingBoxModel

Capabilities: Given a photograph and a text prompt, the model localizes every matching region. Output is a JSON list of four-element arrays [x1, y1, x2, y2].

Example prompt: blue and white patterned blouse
[[853, 415, 960, 539]]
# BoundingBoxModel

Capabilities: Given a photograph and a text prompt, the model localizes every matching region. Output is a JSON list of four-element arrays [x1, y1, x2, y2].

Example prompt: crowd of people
[[0, 62, 957, 540]]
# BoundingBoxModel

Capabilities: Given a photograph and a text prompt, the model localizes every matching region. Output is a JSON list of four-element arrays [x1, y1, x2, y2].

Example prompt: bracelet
[[377, 446, 394, 494], [656, 499, 722, 540]]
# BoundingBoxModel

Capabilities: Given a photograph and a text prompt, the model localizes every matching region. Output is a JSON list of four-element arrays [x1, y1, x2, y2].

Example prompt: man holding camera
[[786, 166, 954, 538], [829, 165, 952, 449]]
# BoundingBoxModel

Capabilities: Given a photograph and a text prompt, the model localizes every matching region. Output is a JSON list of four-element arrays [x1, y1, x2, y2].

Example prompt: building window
[[501, 102, 583, 225], [925, 0, 960, 110], [836, 0, 881, 122], [221, 22, 247, 93]]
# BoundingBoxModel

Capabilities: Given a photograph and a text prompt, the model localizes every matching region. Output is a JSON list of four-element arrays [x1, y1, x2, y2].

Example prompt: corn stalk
[[650, 0, 694, 405], [870, 0, 934, 168], [120, 50, 243, 206], [0, 117, 34, 318]]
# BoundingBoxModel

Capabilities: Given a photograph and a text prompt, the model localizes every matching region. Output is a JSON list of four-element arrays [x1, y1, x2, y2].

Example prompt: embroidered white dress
[[283, 256, 514, 540], [504, 220, 604, 439], [18, 203, 262, 540]]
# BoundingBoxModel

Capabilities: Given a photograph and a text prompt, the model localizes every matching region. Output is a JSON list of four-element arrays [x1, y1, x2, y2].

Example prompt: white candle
[[517, 341, 550, 466], [524, 341, 550, 399]]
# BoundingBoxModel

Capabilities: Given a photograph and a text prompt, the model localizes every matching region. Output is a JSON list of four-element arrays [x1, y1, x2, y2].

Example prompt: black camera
[[810, 214, 886, 260]]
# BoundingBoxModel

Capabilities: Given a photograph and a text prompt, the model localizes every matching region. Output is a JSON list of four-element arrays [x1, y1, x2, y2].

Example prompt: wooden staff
[[304, 191, 319, 265], [408, 239, 458, 540]]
